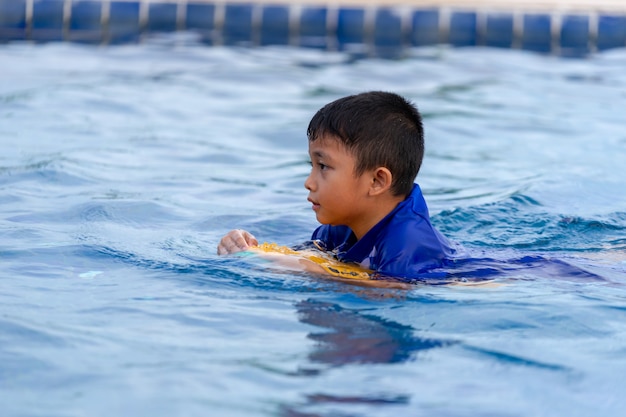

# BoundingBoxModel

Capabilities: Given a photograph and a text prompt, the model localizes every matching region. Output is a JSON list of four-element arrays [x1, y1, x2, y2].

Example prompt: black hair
[[307, 91, 424, 197]]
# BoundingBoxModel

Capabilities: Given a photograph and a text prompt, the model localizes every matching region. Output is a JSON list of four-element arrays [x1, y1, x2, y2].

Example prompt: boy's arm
[[217, 229, 259, 255]]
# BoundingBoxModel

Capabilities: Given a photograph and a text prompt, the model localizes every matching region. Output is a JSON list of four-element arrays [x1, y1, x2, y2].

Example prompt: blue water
[[2, 39, 626, 416]]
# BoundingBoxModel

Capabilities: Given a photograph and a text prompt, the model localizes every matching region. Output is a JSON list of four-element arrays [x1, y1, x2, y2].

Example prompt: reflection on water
[[277, 299, 455, 416], [280, 393, 410, 417], [279, 298, 575, 416], [296, 299, 455, 366]]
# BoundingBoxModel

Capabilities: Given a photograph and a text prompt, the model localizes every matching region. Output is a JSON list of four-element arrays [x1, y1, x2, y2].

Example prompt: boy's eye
[[308, 160, 328, 170]]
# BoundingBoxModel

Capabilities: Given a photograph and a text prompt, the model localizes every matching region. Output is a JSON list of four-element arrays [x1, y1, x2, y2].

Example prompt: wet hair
[[307, 91, 424, 197]]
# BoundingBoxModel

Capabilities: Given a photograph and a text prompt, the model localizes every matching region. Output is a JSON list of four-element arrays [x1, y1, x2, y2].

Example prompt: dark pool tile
[[223, 3, 253, 45], [108, 1, 140, 44], [449, 11, 477, 46], [260, 5, 289, 46], [485, 13, 514, 48], [32, 0, 64, 30], [0, 0, 26, 40], [299, 6, 327, 49], [337, 7, 365, 50], [411, 9, 439, 46], [597, 15, 626, 51], [147, 2, 178, 32], [186, 3, 214, 29], [69, 1, 103, 43], [373, 8, 403, 47], [31, 0, 65, 42], [69, 1, 101, 30], [522, 13, 552, 53], [0, 0, 25, 29], [186, 3, 215, 44], [560, 14, 589, 55]]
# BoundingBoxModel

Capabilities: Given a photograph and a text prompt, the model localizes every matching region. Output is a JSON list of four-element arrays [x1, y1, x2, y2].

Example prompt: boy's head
[[307, 91, 424, 197]]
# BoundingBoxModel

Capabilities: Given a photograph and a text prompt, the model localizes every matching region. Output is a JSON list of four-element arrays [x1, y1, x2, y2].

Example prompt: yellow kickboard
[[254, 242, 373, 281]]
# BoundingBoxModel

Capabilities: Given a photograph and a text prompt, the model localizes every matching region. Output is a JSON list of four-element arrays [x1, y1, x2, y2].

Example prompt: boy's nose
[[304, 172, 314, 191]]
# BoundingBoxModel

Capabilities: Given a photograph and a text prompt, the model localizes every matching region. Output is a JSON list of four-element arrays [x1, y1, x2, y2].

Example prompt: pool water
[[2, 38, 626, 416]]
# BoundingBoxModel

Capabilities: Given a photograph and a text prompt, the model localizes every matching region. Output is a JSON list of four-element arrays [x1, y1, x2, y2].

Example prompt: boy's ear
[[369, 167, 393, 196]]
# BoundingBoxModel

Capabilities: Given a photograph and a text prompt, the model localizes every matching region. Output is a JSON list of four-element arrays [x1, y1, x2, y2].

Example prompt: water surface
[[1, 40, 626, 416]]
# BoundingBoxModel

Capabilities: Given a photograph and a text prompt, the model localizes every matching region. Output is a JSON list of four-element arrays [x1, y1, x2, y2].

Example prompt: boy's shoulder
[[377, 185, 437, 245], [402, 183, 429, 216]]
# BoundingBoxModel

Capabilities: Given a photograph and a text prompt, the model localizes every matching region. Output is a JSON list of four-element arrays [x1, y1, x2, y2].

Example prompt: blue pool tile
[[597, 15, 626, 50], [147, 2, 178, 33], [31, 0, 65, 42], [485, 13, 514, 48], [0, 0, 26, 40], [32, 0, 64, 30], [337, 7, 365, 49], [69, 1, 103, 43], [260, 5, 289, 46], [411, 9, 439, 46], [449, 11, 477, 46], [521, 14, 552, 53], [560, 14, 589, 55], [108, 1, 140, 44], [70, 1, 101, 30], [0, 0, 26, 29], [186, 3, 215, 44], [186, 3, 214, 30], [223, 3, 253, 45], [373, 8, 403, 47], [299, 6, 327, 48]]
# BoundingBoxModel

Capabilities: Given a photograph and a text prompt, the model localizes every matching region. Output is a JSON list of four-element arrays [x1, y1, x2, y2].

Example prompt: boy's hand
[[217, 229, 259, 255]]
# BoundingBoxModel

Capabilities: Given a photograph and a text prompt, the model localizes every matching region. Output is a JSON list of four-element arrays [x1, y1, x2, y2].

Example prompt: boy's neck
[[351, 193, 406, 240]]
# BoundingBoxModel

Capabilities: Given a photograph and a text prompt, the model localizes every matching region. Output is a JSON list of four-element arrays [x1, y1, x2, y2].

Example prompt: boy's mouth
[[307, 198, 320, 211]]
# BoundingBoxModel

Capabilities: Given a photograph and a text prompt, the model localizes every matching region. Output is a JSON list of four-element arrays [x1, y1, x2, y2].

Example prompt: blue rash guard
[[311, 184, 456, 280]]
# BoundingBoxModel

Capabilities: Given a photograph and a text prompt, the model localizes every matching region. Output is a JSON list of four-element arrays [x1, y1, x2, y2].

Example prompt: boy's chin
[[315, 213, 345, 227], [315, 216, 332, 225], [317, 218, 342, 227]]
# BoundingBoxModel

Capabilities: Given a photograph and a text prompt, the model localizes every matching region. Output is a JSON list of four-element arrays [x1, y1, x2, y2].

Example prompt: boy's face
[[305, 136, 373, 231]]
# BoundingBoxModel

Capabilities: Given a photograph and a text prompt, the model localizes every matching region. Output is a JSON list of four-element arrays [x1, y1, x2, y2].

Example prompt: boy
[[218, 91, 456, 280]]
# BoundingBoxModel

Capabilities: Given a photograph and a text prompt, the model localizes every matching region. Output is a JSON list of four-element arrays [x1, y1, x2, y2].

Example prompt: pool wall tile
[[337, 7, 366, 48], [449, 11, 477, 46], [147, 2, 178, 33], [299, 6, 327, 48], [521, 14, 552, 52], [0, 0, 27, 40], [560, 14, 589, 55], [485, 13, 514, 48], [69, 1, 103, 43], [411, 9, 439, 46], [222, 3, 254, 45], [260, 5, 289, 46], [373, 8, 403, 47], [597, 15, 626, 50], [186, 3, 215, 44], [1, 0, 626, 56], [31, 0, 65, 42], [108, 1, 140, 44]]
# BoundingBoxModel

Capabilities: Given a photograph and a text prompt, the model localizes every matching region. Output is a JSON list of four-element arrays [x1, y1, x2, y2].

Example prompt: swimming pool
[[2, 39, 626, 416]]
